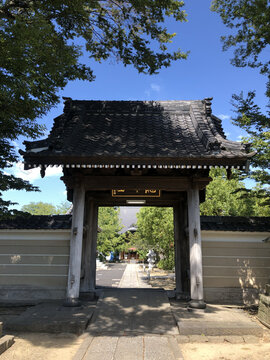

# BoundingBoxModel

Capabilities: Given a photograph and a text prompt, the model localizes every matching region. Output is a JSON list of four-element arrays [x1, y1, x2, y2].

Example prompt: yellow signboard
[[112, 189, 161, 198]]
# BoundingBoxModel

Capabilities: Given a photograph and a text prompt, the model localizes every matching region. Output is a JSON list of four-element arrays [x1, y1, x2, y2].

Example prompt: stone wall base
[[204, 287, 260, 305], [0, 286, 65, 304], [258, 284, 270, 328]]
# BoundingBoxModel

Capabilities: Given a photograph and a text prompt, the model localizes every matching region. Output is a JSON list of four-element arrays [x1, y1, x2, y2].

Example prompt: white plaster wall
[[0, 229, 70, 302], [201, 231, 270, 304]]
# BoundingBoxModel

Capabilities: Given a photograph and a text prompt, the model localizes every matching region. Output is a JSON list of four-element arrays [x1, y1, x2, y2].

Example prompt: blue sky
[[4, 1, 266, 209]]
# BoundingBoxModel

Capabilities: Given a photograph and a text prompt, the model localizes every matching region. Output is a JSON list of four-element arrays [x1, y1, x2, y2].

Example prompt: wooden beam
[[187, 186, 206, 309], [63, 175, 211, 191], [82, 191, 184, 207], [65, 181, 85, 306]]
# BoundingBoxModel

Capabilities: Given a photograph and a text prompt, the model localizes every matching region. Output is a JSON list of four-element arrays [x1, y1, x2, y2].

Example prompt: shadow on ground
[[87, 288, 179, 336]]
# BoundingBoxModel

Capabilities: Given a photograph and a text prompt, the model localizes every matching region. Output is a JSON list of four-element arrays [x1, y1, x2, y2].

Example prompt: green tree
[[200, 168, 270, 216], [56, 201, 72, 214], [97, 207, 123, 256], [0, 0, 188, 216], [21, 202, 56, 215], [241, 184, 270, 216], [231, 92, 270, 187], [21, 201, 71, 215], [211, 0, 270, 188], [136, 207, 174, 270]]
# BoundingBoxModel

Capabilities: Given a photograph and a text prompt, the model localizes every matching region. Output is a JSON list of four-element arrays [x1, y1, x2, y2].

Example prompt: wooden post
[[65, 181, 85, 306], [174, 199, 190, 300], [80, 199, 98, 299], [187, 186, 206, 309], [174, 204, 183, 297], [181, 199, 190, 295]]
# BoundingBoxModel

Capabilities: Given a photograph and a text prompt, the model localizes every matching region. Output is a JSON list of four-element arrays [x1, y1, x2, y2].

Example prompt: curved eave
[[21, 152, 254, 170]]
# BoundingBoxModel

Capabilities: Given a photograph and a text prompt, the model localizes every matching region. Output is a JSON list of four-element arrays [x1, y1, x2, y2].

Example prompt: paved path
[[74, 335, 182, 360], [118, 263, 151, 288], [73, 263, 183, 360], [88, 289, 178, 336], [96, 263, 127, 288]]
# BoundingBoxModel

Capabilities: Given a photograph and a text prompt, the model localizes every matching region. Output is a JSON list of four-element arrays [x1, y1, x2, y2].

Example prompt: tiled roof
[[201, 216, 270, 232], [0, 215, 269, 232], [0, 215, 72, 230], [21, 98, 253, 167]]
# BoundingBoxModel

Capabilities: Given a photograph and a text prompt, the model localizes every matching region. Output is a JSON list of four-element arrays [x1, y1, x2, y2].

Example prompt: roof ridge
[[190, 100, 221, 152]]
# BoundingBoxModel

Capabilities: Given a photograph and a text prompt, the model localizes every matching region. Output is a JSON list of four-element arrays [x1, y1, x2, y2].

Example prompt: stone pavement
[[73, 263, 268, 359], [73, 264, 183, 359], [118, 263, 151, 288], [74, 335, 182, 360], [96, 263, 127, 288], [88, 289, 178, 336]]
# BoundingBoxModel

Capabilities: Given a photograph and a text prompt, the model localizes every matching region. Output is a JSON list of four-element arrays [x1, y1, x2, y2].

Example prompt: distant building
[[119, 226, 139, 262]]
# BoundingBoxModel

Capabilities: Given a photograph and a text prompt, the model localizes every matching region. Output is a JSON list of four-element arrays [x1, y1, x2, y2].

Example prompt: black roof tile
[[0, 215, 72, 230], [21, 99, 253, 166], [0, 215, 269, 232], [201, 216, 270, 232]]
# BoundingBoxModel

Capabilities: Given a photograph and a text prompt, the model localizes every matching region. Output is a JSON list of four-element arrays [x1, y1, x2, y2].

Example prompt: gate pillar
[[187, 186, 206, 309], [174, 199, 189, 299], [65, 180, 85, 306], [80, 198, 98, 299], [174, 203, 183, 297]]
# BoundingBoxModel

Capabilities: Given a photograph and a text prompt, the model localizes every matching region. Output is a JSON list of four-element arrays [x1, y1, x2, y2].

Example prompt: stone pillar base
[[63, 297, 81, 307], [188, 299, 206, 309], [175, 292, 190, 301], [79, 291, 96, 301]]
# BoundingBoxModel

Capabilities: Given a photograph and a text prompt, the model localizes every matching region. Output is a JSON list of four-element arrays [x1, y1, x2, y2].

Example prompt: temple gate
[[21, 98, 253, 308]]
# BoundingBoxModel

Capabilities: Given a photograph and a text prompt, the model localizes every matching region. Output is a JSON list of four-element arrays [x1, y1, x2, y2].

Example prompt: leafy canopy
[[97, 207, 124, 256], [211, 0, 270, 187], [200, 168, 270, 216], [231, 92, 270, 186], [136, 207, 175, 270], [0, 0, 188, 215], [21, 201, 71, 215], [211, 0, 270, 77]]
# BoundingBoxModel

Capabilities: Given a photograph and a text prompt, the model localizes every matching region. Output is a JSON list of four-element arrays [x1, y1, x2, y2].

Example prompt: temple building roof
[[21, 98, 254, 170]]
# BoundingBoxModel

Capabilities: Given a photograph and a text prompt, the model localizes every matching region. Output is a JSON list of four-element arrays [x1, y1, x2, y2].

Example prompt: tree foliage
[[97, 207, 124, 256], [211, 0, 270, 77], [211, 0, 270, 188], [231, 92, 270, 186], [0, 0, 188, 215], [21, 201, 71, 215], [200, 168, 270, 216], [136, 207, 175, 270]]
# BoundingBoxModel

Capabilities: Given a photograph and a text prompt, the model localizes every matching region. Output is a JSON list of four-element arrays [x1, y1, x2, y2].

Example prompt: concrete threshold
[[2, 300, 96, 335], [170, 300, 264, 337]]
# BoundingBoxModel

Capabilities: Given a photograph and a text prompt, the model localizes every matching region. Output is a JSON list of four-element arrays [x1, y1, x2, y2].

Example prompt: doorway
[[94, 206, 177, 292]]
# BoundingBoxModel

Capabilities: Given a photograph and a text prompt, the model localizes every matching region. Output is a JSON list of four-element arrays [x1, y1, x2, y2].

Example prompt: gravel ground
[[140, 266, 176, 290], [0, 332, 84, 360]]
